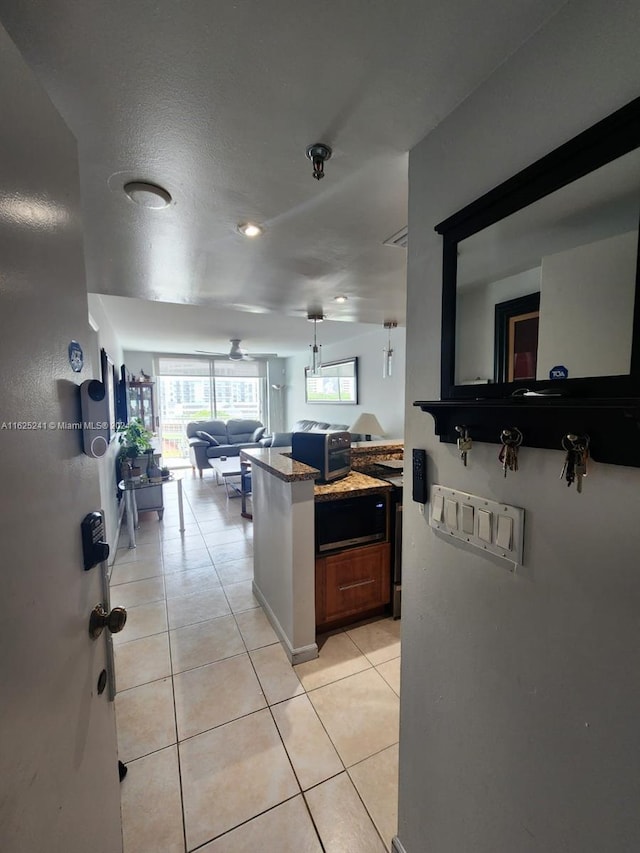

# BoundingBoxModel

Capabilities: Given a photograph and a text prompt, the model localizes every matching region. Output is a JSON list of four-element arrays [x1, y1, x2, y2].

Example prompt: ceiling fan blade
[[195, 344, 275, 359]]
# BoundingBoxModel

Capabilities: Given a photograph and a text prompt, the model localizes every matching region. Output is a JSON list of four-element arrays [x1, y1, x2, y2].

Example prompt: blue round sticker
[[549, 365, 568, 380], [68, 340, 84, 373]]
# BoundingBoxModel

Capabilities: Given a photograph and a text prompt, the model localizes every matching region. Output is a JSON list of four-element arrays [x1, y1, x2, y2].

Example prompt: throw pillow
[[270, 432, 292, 447], [195, 430, 220, 446], [251, 426, 266, 442]]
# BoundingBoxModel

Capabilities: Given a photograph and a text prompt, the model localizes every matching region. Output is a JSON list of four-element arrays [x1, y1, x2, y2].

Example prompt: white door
[[0, 24, 123, 853]]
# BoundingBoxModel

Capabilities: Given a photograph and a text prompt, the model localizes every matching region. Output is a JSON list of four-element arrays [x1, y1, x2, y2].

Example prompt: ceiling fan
[[228, 338, 253, 361], [195, 338, 260, 360]]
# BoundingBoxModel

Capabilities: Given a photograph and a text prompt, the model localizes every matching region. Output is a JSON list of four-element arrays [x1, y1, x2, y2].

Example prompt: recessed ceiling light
[[334, 295, 348, 303], [123, 181, 172, 209], [238, 222, 263, 237]]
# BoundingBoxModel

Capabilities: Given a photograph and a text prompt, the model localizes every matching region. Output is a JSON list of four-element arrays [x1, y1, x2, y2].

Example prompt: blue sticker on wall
[[68, 340, 84, 373], [549, 365, 568, 380]]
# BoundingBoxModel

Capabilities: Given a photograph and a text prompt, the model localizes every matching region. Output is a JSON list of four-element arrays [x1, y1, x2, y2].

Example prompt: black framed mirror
[[436, 96, 640, 401], [304, 357, 358, 404]]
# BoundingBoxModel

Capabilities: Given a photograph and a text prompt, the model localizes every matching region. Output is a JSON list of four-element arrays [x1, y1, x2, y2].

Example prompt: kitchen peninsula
[[240, 440, 403, 664]]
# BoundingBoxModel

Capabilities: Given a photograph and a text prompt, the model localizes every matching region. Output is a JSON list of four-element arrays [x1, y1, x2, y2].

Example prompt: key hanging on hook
[[499, 427, 523, 477], [455, 425, 472, 467], [561, 433, 589, 492]]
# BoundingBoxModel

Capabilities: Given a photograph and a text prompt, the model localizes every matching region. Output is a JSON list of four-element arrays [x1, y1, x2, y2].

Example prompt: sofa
[[260, 419, 364, 447], [187, 419, 266, 477]]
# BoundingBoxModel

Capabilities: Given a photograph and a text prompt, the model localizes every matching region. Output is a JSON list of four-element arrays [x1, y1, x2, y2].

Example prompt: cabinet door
[[128, 382, 155, 432], [316, 542, 390, 628], [140, 385, 154, 432]]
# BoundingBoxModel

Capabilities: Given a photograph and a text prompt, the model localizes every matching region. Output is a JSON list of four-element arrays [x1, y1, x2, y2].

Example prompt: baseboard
[[252, 581, 318, 664], [391, 836, 408, 853], [107, 498, 126, 577]]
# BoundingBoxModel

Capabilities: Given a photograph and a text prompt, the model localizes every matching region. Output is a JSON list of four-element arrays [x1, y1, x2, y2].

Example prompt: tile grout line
[[115, 473, 398, 852], [166, 484, 200, 853], [186, 792, 305, 853], [212, 534, 331, 846]]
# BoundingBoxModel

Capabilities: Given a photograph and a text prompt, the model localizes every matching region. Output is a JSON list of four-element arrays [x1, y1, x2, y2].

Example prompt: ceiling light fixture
[[123, 181, 172, 209], [383, 321, 397, 379], [237, 222, 263, 237], [307, 311, 324, 375], [306, 143, 332, 180], [334, 295, 348, 303]]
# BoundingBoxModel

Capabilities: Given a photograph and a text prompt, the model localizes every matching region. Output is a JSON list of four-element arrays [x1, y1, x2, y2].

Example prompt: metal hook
[[500, 427, 523, 446], [562, 433, 589, 452]]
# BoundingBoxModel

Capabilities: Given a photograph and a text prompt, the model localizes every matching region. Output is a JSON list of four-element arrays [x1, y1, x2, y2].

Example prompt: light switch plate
[[429, 484, 525, 568]]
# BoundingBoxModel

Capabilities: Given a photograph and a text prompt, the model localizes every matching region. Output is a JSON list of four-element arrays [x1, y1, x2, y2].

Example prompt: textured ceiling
[[0, 0, 567, 354]]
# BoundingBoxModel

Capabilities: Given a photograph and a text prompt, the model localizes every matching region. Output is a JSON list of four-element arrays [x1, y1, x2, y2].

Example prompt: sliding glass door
[[155, 356, 266, 464]]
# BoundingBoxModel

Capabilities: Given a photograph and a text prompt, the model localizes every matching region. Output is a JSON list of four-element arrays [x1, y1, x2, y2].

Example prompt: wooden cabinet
[[128, 381, 156, 432], [315, 541, 391, 631]]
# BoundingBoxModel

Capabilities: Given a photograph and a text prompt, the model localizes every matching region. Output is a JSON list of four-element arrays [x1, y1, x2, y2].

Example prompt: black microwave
[[291, 430, 351, 484], [315, 492, 388, 553]]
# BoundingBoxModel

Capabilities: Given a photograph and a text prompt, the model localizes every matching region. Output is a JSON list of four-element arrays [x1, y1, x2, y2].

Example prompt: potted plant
[[116, 418, 155, 480]]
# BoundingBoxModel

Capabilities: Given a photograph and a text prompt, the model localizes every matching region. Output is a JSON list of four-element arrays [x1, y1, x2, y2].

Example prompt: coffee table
[[209, 457, 242, 493], [209, 458, 252, 517]]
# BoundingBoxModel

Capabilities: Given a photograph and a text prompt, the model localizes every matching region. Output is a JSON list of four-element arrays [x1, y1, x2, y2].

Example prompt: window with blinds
[[155, 356, 267, 460]]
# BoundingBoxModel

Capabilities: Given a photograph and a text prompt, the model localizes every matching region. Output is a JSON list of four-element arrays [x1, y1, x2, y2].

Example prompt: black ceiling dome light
[[306, 143, 332, 180]]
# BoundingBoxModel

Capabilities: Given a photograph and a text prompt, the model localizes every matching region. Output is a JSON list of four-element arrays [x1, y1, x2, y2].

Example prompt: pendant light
[[383, 321, 397, 378], [308, 312, 324, 375]]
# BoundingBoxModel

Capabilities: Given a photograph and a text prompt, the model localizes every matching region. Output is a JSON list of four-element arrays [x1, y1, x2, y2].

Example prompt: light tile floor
[[110, 473, 401, 853]]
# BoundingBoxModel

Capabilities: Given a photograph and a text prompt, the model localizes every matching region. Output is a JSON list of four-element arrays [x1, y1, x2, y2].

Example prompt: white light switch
[[478, 509, 492, 543], [444, 498, 458, 529], [497, 515, 513, 550], [462, 504, 474, 534], [428, 485, 525, 567], [432, 493, 444, 523]]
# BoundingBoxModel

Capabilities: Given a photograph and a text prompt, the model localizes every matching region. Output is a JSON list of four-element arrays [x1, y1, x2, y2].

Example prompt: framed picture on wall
[[100, 347, 117, 441], [305, 357, 358, 404], [494, 293, 540, 383]]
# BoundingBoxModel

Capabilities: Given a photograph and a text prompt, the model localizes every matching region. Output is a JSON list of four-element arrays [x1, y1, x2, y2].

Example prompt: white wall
[[286, 326, 406, 439], [537, 231, 636, 379], [87, 294, 124, 557], [123, 350, 155, 379], [266, 358, 287, 432], [400, 2, 640, 852], [251, 467, 316, 662]]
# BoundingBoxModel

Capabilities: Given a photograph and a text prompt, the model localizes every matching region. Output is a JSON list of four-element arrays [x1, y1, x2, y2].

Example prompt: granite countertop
[[313, 470, 393, 501], [240, 441, 404, 489], [350, 439, 403, 455], [240, 446, 318, 483]]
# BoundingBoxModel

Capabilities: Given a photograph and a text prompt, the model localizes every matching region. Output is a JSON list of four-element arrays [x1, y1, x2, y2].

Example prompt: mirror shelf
[[437, 95, 640, 402], [413, 398, 640, 467], [415, 97, 640, 467]]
